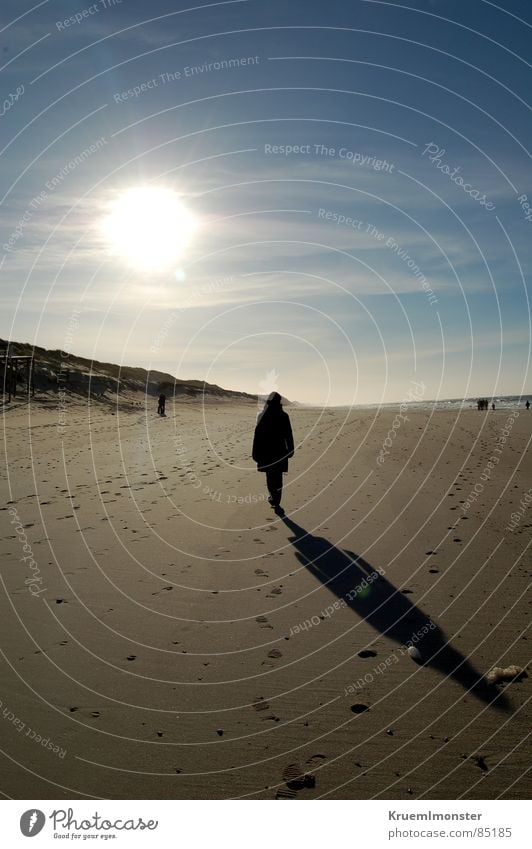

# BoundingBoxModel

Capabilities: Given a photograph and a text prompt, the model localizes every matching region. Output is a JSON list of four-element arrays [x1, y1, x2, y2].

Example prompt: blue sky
[[1, 0, 530, 404]]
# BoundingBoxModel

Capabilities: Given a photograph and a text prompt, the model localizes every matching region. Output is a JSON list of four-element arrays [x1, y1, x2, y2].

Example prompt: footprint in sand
[[275, 788, 297, 799], [351, 703, 370, 714], [282, 763, 306, 788], [256, 616, 273, 629], [281, 763, 316, 791], [306, 753, 326, 769], [358, 649, 377, 659], [267, 648, 282, 659], [252, 696, 279, 721]]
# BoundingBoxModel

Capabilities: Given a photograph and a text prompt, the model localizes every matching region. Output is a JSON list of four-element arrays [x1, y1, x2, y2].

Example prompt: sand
[[0, 397, 530, 799]]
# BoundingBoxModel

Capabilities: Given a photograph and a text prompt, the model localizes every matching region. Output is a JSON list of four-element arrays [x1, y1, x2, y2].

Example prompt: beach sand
[[0, 399, 530, 799]]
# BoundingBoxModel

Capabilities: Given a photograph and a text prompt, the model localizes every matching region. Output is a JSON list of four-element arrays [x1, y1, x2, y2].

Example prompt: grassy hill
[[0, 340, 259, 406]]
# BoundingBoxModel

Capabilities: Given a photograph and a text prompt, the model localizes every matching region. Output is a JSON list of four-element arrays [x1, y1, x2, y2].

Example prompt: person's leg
[[265, 470, 275, 504], [266, 467, 283, 506], [274, 469, 283, 505]]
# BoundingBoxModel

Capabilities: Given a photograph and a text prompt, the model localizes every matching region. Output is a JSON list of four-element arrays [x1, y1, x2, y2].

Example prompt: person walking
[[157, 393, 166, 416], [252, 392, 294, 512]]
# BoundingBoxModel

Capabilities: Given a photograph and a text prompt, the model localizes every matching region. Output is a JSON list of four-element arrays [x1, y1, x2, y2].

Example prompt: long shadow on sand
[[281, 516, 509, 711]]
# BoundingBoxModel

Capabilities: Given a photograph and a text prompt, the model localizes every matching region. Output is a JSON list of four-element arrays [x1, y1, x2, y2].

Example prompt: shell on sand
[[485, 665, 527, 685], [407, 645, 422, 662]]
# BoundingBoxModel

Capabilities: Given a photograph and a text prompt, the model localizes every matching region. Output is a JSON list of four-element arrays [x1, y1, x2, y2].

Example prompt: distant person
[[157, 393, 166, 416], [491, 402, 495, 411], [526, 400, 530, 410], [252, 391, 294, 512]]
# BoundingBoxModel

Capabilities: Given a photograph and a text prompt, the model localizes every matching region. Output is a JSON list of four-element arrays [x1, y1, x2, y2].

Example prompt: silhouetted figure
[[491, 402, 495, 411], [526, 400, 530, 410], [252, 391, 294, 511], [157, 393, 166, 416]]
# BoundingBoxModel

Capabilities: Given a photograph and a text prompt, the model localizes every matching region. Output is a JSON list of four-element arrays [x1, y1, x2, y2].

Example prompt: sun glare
[[102, 187, 197, 271]]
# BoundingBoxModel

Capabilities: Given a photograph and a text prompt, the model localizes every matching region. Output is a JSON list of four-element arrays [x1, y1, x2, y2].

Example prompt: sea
[[329, 395, 532, 412]]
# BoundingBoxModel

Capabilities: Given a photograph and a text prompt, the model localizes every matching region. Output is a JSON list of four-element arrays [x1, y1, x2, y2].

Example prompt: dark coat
[[252, 406, 294, 472]]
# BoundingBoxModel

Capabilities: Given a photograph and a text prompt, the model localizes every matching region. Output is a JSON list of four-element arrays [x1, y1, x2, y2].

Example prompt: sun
[[102, 187, 197, 271]]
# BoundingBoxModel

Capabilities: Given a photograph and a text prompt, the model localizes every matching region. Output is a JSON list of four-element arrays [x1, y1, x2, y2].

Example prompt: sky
[[1, 0, 531, 405]]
